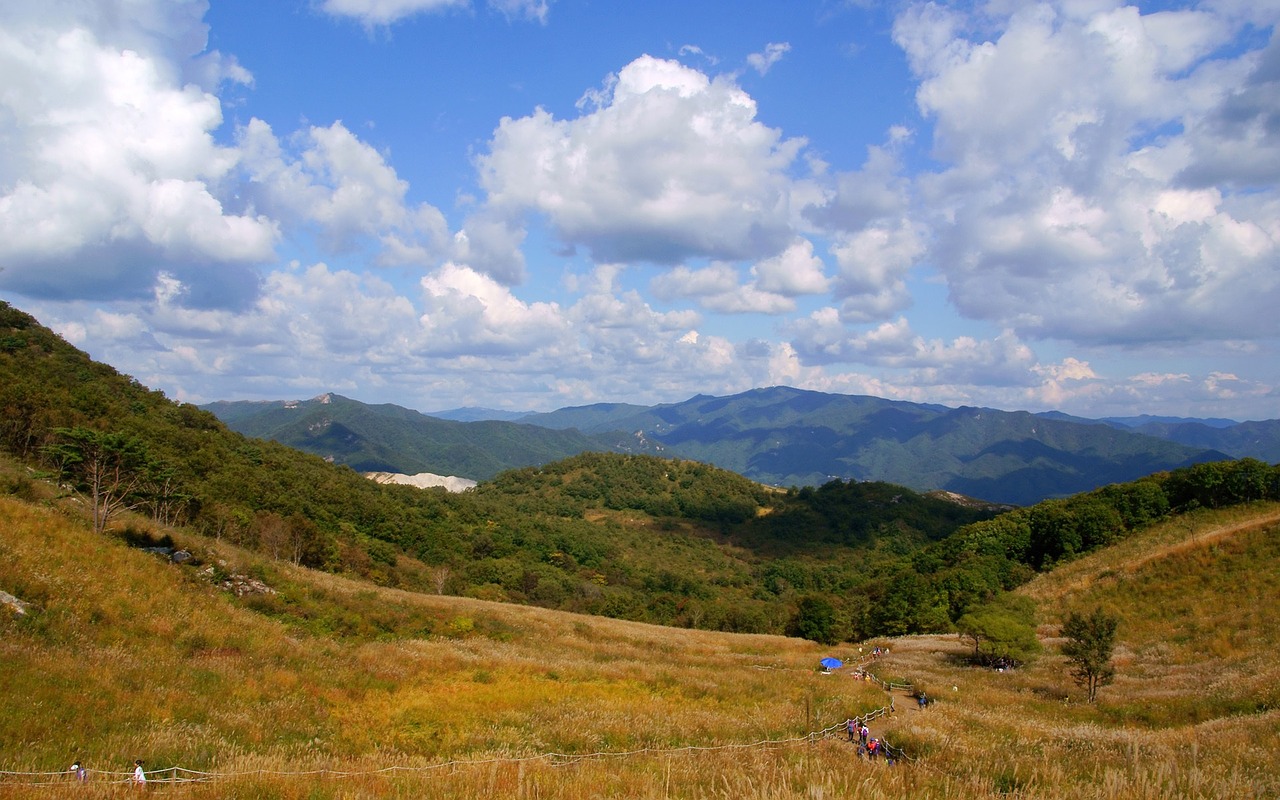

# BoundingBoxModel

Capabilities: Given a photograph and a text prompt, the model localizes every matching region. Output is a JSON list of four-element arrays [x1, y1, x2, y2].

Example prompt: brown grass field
[[1, 488, 1277, 798]]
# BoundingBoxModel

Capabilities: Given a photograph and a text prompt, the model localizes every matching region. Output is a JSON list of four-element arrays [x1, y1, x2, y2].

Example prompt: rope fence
[[0, 654, 922, 786], [0, 714, 893, 787]]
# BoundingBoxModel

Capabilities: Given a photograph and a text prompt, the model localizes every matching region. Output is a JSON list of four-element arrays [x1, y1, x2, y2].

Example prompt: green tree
[[788, 595, 840, 645], [956, 593, 1041, 667], [45, 427, 152, 534], [1060, 607, 1119, 703]]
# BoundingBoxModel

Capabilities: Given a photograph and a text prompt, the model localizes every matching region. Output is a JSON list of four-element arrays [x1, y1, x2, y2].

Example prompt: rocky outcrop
[[365, 471, 477, 492], [0, 589, 32, 616], [199, 565, 276, 597]]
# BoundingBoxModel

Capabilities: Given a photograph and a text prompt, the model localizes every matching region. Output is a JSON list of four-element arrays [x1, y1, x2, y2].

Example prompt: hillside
[[0, 300, 1003, 639], [3, 483, 1277, 797], [868, 501, 1280, 799], [523, 387, 1229, 505], [202, 393, 647, 479], [0, 489, 887, 797]]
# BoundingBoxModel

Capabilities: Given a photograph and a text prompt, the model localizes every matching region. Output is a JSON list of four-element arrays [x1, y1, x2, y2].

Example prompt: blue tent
[[819, 657, 843, 670]]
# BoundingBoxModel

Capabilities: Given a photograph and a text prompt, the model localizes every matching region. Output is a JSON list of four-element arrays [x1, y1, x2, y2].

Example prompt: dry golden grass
[[2, 495, 1278, 798], [866, 501, 1280, 799]]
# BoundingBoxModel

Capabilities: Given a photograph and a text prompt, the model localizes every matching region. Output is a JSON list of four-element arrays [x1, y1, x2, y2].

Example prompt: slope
[[0, 487, 892, 798], [867, 502, 1280, 798]]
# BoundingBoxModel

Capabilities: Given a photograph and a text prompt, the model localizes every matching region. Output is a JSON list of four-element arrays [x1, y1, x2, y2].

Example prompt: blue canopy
[[819, 657, 843, 669]]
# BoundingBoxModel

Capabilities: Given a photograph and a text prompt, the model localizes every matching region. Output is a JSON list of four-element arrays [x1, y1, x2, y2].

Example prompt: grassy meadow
[[2, 482, 1278, 797]]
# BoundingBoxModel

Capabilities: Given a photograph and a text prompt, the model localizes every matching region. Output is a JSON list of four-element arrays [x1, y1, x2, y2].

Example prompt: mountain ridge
[[202, 393, 655, 479], [210, 386, 1234, 505]]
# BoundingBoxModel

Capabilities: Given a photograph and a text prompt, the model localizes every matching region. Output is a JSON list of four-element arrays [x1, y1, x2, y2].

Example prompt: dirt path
[[836, 671, 919, 756]]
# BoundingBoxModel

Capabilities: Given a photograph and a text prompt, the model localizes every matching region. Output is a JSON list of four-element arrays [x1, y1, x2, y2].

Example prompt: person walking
[[69, 760, 87, 782], [132, 760, 147, 788]]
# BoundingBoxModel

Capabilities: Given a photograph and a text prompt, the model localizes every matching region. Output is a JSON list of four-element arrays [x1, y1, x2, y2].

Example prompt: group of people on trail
[[65, 758, 147, 787], [843, 718, 893, 763]]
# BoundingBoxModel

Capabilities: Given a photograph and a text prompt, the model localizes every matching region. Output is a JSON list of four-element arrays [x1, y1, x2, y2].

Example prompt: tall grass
[[2, 493, 1278, 797]]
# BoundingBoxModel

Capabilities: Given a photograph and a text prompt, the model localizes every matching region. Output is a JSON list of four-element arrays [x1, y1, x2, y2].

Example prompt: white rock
[[364, 471, 477, 492]]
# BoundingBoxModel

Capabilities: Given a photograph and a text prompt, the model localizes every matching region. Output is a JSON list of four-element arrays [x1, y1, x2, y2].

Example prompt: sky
[[1, 1, 1279, 421]]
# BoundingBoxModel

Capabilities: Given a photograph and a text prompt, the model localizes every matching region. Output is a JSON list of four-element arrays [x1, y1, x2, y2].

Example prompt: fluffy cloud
[[1177, 32, 1280, 187], [418, 263, 565, 356], [648, 239, 828, 314], [0, 1, 454, 311], [829, 221, 924, 322], [490, 0, 551, 23], [651, 263, 796, 314], [0, 4, 276, 305], [894, 1, 1280, 346], [8, 0, 1276, 422], [802, 135, 917, 322], [475, 54, 807, 268], [238, 119, 451, 267], [789, 312, 1038, 387], [754, 239, 830, 296]]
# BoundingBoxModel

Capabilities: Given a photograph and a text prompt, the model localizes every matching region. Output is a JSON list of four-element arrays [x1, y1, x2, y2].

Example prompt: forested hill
[[507, 387, 1233, 505], [0, 299, 997, 637], [3, 299, 1278, 645], [203, 394, 649, 479]]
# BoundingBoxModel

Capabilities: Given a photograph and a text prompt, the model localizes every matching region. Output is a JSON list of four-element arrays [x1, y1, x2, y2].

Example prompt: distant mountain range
[[201, 393, 655, 480], [1034, 410, 1280, 462], [427, 406, 531, 423], [202, 386, 1275, 505]]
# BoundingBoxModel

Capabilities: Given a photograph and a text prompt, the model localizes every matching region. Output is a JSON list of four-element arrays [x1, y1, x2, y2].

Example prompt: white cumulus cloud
[[0, 5, 276, 305], [894, 1, 1280, 346], [238, 119, 451, 267], [475, 54, 807, 268]]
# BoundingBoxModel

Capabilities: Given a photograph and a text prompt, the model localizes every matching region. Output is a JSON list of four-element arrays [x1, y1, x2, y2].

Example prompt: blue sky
[[2, 0, 1278, 420]]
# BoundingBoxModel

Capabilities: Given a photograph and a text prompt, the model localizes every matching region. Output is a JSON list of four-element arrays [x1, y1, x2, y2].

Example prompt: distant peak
[[313, 393, 333, 404]]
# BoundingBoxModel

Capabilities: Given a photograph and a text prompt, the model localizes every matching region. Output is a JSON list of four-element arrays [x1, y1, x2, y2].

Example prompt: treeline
[[768, 458, 1280, 644]]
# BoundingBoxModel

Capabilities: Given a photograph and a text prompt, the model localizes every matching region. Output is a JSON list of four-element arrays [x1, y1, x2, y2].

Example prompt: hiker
[[69, 760, 87, 782], [859, 723, 869, 747], [867, 738, 879, 759], [132, 760, 146, 788], [846, 718, 858, 742], [917, 692, 927, 710]]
